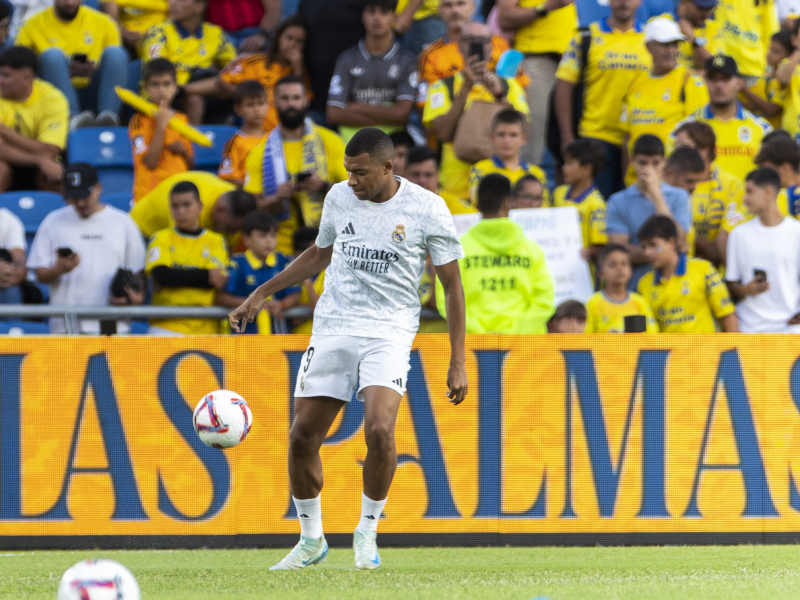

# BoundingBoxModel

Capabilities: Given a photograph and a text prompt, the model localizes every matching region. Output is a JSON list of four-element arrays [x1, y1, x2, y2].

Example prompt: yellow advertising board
[[3, 334, 800, 546]]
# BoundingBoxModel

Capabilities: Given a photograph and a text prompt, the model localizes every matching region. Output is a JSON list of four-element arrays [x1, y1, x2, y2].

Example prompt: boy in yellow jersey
[[671, 55, 772, 179], [553, 0, 650, 199], [586, 244, 658, 333], [662, 146, 720, 264], [712, 0, 779, 79], [0, 46, 67, 193], [218, 81, 268, 187], [146, 180, 229, 335], [468, 109, 549, 205], [552, 138, 607, 264], [142, 0, 236, 123], [130, 59, 193, 201], [16, 0, 127, 126], [423, 21, 529, 201], [406, 145, 476, 213], [620, 18, 708, 186], [217, 211, 300, 334], [675, 0, 720, 70], [637, 214, 738, 332], [739, 30, 791, 128]]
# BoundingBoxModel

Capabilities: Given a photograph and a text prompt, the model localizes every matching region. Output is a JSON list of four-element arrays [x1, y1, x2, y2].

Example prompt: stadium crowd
[[0, 0, 798, 334]]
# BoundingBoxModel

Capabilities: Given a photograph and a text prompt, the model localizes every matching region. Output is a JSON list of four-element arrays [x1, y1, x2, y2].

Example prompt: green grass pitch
[[3, 545, 800, 599]]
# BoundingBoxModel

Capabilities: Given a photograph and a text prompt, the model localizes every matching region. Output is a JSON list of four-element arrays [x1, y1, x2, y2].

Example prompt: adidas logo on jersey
[[341, 222, 355, 235]]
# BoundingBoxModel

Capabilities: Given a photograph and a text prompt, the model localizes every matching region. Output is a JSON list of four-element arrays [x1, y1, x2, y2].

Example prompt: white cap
[[644, 18, 686, 43]]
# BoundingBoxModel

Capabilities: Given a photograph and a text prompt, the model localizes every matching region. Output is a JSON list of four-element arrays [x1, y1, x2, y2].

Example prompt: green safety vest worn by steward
[[435, 217, 555, 333]]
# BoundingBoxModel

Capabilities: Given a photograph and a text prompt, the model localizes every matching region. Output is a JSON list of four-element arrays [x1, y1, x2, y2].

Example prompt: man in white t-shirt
[[0, 207, 28, 303], [27, 163, 146, 333], [726, 167, 800, 333], [229, 128, 467, 571]]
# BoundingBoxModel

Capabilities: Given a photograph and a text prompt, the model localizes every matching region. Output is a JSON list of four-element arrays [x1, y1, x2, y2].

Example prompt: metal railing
[[0, 305, 443, 334]]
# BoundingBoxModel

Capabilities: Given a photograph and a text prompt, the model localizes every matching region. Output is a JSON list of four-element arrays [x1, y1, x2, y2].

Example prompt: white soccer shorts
[[294, 335, 412, 402]]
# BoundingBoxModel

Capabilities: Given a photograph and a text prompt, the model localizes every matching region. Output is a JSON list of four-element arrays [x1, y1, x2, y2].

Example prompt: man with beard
[[16, 0, 128, 128], [244, 75, 348, 255]]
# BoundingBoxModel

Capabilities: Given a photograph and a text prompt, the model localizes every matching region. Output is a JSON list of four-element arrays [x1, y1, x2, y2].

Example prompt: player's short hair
[[0, 46, 37, 73], [233, 79, 267, 105], [364, 0, 398, 11], [772, 29, 794, 56], [241, 210, 278, 235], [563, 138, 606, 178], [389, 130, 415, 151], [597, 243, 629, 269], [143, 58, 177, 83], [274, 74, 305, 94], [293, 227, 319, 253], [746, 167, 782, 192], [550, 299, 587, 322], [632, 134, 665, 157], [513, 174, 542, 194], [666, 146, 705, 175], [406, 145, 437, 167], [219, 189, 257, 217], [345, 127, 395, 164], [637, 215, 678, 243], [477, 173, 511, 214], [491, 108, 528, 133], [673, 121, 716, 162], [756, 136, 800, 171], [170, 180, 201, 202]]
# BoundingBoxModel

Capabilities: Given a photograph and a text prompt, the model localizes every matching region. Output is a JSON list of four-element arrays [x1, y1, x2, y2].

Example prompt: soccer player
[[130, 59, 194, 201], [636, 214, 738, 332], [726, 168, 800, 333], [585, 244, 658, 333], [229, 127, 467, 570], [218, 81, 268, 187]]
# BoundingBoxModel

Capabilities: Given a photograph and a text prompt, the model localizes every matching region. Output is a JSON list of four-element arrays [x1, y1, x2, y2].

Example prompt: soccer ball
[[193, 389, 253, 448], [57, 559, 140, 600]]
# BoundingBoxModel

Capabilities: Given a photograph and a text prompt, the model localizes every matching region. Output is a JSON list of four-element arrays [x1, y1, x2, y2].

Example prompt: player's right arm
[[228, 244, 333, 332]]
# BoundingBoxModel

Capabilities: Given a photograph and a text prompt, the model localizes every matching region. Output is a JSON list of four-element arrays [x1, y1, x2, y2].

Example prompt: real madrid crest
[[392, 224, 406, 243]]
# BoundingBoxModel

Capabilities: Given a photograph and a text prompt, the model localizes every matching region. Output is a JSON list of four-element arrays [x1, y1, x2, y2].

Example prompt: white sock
[[356, 492, 387, 532], [293, 495, 323, 539]]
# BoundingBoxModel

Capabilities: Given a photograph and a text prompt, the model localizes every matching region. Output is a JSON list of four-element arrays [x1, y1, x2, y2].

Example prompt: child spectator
[[469, 109, 549, 205], [636, 214, 737, 332], [130, 59, 194, 202], [186, 15, 308, 130], [290, 226, 324, 334], [217, 211, 300, 334], [552, 138, 607, 264], [389, 130, 415, 178], [218, 80, 268, 187], [740, 29, 791, 128], [146, 181, 229, 335], [547, 300, 587, 333], [326, 0, 418, 144], [754, 135, 800, 218], [585, 244, 658, 333], [510, 175, 546, 209], [142, 0, 237, 124]]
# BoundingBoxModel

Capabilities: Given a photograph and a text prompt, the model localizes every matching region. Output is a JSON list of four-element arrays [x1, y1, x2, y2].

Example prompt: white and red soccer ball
[[193, 389, 253, 449], [57, 559, 140, 600]]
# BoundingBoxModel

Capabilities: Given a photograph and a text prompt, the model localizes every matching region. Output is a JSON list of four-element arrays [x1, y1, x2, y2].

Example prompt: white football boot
[[353, 529, 381, 570], [269, 535, 328, 571]]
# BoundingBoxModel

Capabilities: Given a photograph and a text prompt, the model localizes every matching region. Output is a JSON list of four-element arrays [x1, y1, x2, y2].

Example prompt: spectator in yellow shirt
[[101, 0, 168, 58], [16, 0, 128, 127], [675, 0, 719, 70], [0, 46, 67, 193], [739, 29, 790, 129]]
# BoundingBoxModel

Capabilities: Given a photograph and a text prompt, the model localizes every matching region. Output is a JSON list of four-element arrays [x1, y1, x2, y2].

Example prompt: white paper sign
[[452, 207, 594, 304]]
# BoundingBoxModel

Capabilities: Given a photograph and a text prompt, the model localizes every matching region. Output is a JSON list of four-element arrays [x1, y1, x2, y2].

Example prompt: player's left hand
[[446, 362, 468, 405], [229, 288, 267, 332]]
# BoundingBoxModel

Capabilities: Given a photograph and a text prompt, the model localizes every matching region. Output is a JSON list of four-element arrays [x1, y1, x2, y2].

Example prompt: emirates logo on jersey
[[392, 224, 406, 243]]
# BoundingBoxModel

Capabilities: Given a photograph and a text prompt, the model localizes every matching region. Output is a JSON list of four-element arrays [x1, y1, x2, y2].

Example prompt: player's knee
[[288, 422, 323, 456], [364, 421, 394, 454]]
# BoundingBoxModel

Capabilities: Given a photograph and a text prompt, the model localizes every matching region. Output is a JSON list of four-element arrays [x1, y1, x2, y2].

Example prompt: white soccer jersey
[[314, 177, 464, 340]]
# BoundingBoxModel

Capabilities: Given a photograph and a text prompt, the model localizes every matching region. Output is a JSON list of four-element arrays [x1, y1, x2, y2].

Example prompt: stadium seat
[[194, 126, 238, 173], [0, 191, 64, 236], [0, 321, 50, 335], [68, 128, 134, 194], [102, 192, 133, 212]]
